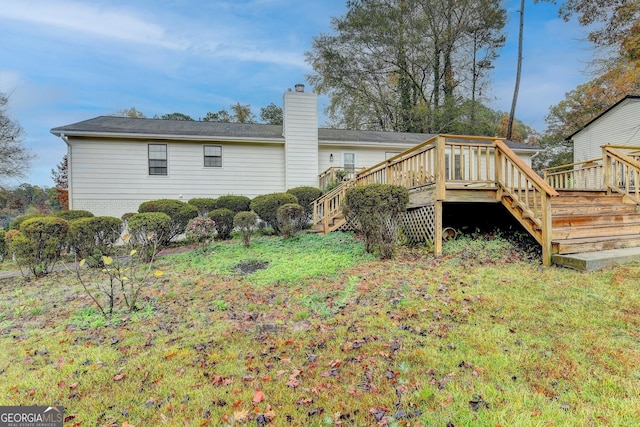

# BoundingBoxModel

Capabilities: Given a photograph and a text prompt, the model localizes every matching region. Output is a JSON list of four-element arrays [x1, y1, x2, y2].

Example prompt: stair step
[[553, 234, 640, 255], [552, 213, 640, 227], [551, 204, 638, 216], [553, 223, 640, 240], [551, 195, 625, 205]]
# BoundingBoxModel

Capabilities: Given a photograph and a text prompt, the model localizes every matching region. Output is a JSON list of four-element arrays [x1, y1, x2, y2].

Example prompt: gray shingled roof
[[51, 116, 538, 150]]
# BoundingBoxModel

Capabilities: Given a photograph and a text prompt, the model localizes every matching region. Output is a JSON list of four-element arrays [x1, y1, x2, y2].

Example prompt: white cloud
[[0, 0, 187, 50]]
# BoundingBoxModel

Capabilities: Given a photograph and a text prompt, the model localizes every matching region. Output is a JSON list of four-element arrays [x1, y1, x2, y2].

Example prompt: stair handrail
[[494, 140, 558, 266], [603, 145, 640, 203], [312, 178, 356, 231]]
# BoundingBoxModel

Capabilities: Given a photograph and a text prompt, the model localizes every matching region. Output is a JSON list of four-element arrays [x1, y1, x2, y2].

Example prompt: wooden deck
[[312, 135, 640, 267]]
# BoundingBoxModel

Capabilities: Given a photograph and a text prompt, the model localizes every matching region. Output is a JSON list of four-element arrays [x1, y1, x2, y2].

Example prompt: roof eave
[[51, 130, 284, 144]]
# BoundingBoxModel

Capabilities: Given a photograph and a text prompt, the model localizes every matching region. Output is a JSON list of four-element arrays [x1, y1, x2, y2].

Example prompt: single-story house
[[567, 94, 640, 163], [51, 84, 539, 218]]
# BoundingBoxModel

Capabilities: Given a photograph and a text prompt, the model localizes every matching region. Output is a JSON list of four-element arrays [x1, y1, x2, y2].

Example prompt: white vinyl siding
[[69, 138, 285, 217], [572, 98, 640, 163]]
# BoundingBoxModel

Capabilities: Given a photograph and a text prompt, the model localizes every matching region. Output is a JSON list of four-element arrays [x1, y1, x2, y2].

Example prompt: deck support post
[[541, 194, 552, 267], [323, 198, 329, 234], [434, 200, 443, 257], [434, 136, 446, 257]]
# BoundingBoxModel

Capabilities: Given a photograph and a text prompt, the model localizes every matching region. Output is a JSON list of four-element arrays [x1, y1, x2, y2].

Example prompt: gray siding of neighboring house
[[572, 98, 640, 163], [68, 138, 285, 217], [283, 89, 318, 189]]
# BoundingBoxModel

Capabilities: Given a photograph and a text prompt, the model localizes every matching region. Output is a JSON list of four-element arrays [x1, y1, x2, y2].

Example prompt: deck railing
[[318, 167, 357, 191], [313, 134, 557, 265], [544, 145, 640, 202]]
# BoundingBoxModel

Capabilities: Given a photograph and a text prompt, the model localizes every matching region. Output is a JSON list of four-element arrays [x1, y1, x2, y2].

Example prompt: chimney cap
[[294, 83, 305, 93]]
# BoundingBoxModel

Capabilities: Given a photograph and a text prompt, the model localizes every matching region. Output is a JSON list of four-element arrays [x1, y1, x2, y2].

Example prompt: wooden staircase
[[551, 191, 640, 254]]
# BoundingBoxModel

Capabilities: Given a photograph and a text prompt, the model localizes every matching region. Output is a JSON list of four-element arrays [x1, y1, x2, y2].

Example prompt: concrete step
[[553, 247, 640, 271]]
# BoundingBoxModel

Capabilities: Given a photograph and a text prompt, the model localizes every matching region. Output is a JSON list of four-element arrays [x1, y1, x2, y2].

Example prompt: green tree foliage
[[306, 0, 506, 133], [233, 211, 258, 247], [51, 155, 69, 210], [11, 216, 69, 277], [259, 103, 283, 125], [160, 112, 194, 121], [0, 92, 33, 181], [202, 103, 256, 123], [213, 195, 251, 214], [112, 107, 147, 118], [208, 208, 235, 240], [0, 230, 6, 262], [250, 193, 298, 234], [343, 184, 409, 259]]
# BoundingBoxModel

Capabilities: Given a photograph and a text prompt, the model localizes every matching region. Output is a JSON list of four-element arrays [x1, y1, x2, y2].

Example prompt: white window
[[343, 152, 356, 172], [148, 144, 167, 175], [204, 145, 222, 167]]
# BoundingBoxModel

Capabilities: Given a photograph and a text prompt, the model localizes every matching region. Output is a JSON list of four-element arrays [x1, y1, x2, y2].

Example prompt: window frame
[[148, 144, 168, 176]]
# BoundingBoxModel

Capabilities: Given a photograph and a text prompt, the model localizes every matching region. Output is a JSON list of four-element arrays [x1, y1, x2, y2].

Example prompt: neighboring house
[[51, 84, 538, 218], [567, 95, 640, 163]]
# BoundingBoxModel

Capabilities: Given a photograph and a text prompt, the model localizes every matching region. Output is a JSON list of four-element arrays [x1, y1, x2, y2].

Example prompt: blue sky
[[0, 0, 592, 187]]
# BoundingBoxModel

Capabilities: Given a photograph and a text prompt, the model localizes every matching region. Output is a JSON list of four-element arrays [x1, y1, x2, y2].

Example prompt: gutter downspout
[[60, 133, 72, 210]]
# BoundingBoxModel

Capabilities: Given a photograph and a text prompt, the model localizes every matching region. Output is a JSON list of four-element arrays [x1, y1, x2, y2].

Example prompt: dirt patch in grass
[[232, 260, 270, 275]]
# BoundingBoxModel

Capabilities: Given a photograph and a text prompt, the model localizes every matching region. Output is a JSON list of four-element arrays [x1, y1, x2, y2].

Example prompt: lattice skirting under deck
[[400, 204, 436, 245]]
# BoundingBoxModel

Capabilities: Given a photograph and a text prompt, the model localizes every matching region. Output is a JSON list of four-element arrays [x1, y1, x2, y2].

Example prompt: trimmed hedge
[[55, 210, 94, 221], [188, 198, 218, 216], [250, 192, 298, 233], [344, 184, 408, 258], [12, 216, 70, 277], [10, 213, 46, 231], [127, 212, 171, 261], [208, 208, 235, 240], [213, 195, 251, 214], [138, 199, 198, 243], [69, 216, 122, 266], [277, 203, 306, 239], [287, 186, 322, 220]]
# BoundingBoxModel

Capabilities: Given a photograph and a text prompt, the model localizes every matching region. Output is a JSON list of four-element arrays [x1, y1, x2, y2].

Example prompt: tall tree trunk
[[507, 0, 525, 140]]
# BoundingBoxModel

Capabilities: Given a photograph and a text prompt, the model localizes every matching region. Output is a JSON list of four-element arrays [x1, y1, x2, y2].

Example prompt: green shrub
[[10, 213, 46, 230], [127, 212, 171, 261], [11, 216, 69, 277], [208, 208, 235, 240], [234, 211, 258, 247], [138, 199, 198, 243], [69, 216, 122, 267], [0, 231, 6, 262], [121, 212, 136, 229], [287, 186, 322, 221], [277, 203, 306, 239], [188, 198, 218, 216], [250, 192, 298, 233], [343, 184, 408, 259], [55, 210, 94, 221], [213, 195, 251, 214]]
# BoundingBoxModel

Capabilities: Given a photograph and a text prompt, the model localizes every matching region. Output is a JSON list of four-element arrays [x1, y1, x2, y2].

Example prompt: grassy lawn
[[0, 232, 639, 426]]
